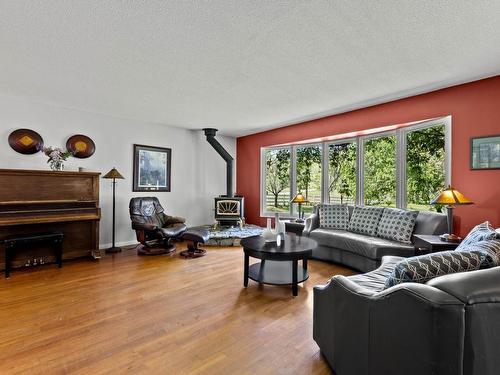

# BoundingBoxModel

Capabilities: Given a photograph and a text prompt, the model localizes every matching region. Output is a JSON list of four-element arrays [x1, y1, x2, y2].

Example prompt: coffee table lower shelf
[[248, 260, 309, 286]]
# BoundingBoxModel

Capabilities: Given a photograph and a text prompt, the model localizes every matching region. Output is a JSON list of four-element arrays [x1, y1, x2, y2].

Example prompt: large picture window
[[261, 117, 450, 217]]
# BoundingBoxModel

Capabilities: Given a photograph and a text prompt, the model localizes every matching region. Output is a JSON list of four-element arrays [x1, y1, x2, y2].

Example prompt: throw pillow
[[457, 221, 499, 249], [348, 206, 384, 236], [384, 250, 484, 289], [318, 204, 349, 230], [377, 208, 419, 244], [455, 238, 500, 268]]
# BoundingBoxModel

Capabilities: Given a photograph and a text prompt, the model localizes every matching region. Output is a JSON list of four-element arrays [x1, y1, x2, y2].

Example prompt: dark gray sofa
[[303, 205, 447, 272], [313, 255, 500, 375]]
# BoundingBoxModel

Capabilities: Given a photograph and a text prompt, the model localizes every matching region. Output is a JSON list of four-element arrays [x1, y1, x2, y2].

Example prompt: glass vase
[[49, 160, 64, 171]]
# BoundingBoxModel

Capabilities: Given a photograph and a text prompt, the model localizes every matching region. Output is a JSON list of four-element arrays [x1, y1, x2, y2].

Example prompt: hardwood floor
[[0, 243, 355, 374]]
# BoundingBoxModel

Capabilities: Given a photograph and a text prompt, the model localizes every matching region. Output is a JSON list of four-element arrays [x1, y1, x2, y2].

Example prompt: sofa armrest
[[303, 213, 319, 235], [427, 266, 500, 304], [317, 275, 463, 305], [375, 282, 464, 305]]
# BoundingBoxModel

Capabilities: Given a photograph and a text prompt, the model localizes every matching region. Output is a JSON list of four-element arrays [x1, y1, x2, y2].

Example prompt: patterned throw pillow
[[376, 208, 418, 244], [457, 221, 499, 248], [318, 204, 349, 230], [347, 206, 384, 236], [456, 239, 500, 268], [384, 250, 484, 289]]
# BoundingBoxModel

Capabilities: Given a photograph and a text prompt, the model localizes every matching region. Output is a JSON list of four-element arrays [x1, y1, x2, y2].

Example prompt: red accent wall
[[237, 76, 500, 235]]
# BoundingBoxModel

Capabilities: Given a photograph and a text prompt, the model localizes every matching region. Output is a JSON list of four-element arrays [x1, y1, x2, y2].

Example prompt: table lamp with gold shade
[[431, 185, 473, 243], [291, 193, 309, 223]]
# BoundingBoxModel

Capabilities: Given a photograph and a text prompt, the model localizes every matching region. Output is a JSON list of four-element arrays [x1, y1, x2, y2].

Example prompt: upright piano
[[0, 169, 101, 270]]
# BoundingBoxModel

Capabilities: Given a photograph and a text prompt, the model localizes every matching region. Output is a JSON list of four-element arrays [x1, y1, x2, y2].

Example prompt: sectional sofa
[[303, 205, 447, 272], [313, 223, 500, 375]]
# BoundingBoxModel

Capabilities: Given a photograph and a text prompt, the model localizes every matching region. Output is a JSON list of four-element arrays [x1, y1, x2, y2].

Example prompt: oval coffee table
[[241, 234, 317, 296]]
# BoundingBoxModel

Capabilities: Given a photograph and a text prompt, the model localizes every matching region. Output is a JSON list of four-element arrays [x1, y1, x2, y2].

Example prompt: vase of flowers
[[42, 147, 72, 171]]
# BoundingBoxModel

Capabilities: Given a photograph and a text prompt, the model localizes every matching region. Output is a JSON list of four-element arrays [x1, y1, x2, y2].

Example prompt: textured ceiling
[[1, 1, 500, 136]]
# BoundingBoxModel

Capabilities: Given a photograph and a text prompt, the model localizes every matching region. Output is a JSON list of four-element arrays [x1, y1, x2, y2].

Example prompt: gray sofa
[[303, 205, 447, 272], [314, 255, 500, 375]]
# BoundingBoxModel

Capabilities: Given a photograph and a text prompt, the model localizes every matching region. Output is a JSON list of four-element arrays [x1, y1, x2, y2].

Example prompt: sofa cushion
[[384, 250, 484, 289], [348, 206, 384, 236], [309, 228, 415, 260], [318, 204, 349, 230], [457, 221, 499, 248], [377, 208, 418, 244], [412, 210, 447, 236], [456, 239, 500, 268]]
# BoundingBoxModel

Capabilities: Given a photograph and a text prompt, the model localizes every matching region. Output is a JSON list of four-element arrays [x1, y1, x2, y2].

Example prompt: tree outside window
[[264, 148, 290, 212], [296, 145, 322, 214], [406, 125, 446, 211], [328, 142, 356, 204]]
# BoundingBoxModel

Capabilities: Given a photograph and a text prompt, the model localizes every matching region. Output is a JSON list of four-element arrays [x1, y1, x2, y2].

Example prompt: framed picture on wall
[[133, 144, 171, 192], [470, 135, 500, 170]]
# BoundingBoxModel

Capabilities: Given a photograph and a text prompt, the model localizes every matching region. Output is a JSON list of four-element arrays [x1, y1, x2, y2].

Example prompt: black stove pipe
[[203, 128, 234, 197]]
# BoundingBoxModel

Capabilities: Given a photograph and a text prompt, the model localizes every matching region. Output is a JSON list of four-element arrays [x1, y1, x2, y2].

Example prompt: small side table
[[285, 221, 305, 236], [413, 234, 460, 255]]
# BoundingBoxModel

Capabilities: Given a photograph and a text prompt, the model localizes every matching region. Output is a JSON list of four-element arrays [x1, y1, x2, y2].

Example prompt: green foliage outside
[[264, 148, 290, 212], [264, 124, 446, 214], [328, 143, 356, 204], [406, 125, 445, 211], [364, 135, 397, 206], [296, 146, 322, 199]]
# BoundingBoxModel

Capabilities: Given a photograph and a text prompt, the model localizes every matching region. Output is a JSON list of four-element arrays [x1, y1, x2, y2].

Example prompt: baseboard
[[99, 240, 138, 250]]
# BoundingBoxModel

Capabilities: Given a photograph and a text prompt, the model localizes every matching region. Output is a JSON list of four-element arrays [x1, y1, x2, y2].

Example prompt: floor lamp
[[103, 168, 125, 253]]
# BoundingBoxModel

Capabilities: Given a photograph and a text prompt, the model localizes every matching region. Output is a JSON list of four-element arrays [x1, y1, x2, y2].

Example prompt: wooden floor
[[0, 243, 355, 375]]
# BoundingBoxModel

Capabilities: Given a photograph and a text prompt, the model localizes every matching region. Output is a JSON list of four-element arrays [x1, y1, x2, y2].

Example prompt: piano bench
[[4, 232, 64, 278]]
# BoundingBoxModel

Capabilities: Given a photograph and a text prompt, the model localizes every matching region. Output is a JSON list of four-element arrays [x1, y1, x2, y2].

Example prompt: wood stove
[[203, 128, 244, 227], [214, 196, 244, 227]]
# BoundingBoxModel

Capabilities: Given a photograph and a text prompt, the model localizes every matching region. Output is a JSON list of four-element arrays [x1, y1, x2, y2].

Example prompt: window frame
[[324, 137, 358, 205], [260, 116, 451, 218], [260, 145, 293, 217], [294, 142, 324, 212]]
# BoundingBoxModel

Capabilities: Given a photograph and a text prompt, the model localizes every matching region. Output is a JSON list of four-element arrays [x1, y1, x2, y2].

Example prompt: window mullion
[[396, 129, 406, 209], [357, 137, 364, 206], [322, 142, 328, 204], [290, 146, 297, 217]]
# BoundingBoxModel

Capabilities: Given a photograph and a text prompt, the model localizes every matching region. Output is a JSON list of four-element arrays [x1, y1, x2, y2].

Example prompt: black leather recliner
[[313, 256, 500, 375], [129, 197, 187, 255]]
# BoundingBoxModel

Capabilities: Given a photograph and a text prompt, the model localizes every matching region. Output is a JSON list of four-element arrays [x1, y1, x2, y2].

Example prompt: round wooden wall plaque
[[8, 129, 44, 154], [66, 134, 96, 158]]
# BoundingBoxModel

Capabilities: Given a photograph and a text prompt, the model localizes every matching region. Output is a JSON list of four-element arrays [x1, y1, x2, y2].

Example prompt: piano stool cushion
[[4, 232, 63, 245]]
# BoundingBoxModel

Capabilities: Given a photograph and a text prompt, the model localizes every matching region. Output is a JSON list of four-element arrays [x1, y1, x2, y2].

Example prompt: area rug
[[196, 224, 263, 246]]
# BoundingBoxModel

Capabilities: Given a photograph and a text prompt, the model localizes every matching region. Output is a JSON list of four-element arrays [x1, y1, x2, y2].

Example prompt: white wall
[[0, 94, 236, 248]]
